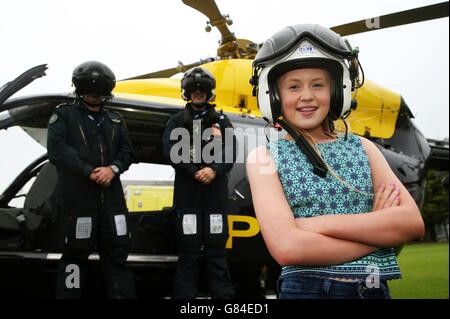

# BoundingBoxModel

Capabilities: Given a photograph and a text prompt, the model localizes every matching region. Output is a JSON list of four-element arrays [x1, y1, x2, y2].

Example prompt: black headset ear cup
[[329, 80, 340, 120], [268, 79, 282, 122]]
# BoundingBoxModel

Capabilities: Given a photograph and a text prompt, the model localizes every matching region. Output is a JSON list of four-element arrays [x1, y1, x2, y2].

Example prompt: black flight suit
[[47, 101, 136, 299], [162, 103, 237, 299]]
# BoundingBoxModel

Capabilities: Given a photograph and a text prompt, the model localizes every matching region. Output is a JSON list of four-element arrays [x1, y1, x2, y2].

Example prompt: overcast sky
[[0, 0, 448, 194]]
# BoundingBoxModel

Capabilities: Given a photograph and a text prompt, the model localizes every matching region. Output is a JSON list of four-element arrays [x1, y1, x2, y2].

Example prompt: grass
[[388, 242, 448, 299]]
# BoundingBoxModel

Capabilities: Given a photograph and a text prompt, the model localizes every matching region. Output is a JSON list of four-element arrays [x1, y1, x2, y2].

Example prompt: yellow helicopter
[[0, 0, 448, 298], [114, 0, 448, 139]]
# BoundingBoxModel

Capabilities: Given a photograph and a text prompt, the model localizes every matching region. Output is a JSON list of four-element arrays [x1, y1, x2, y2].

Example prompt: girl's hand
[[296, 182, 402, 233], [373, 182, 401, 211]]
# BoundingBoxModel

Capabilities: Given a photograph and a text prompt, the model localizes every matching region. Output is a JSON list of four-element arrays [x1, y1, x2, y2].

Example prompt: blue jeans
[[278, 275, 391, 299]]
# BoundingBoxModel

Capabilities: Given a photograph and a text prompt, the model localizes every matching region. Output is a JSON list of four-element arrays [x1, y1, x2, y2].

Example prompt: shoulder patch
[[107, 110, 123, 124], [49, 113, 58, 125], [111, 110, 123, 117], [55, 103, 69, 109]]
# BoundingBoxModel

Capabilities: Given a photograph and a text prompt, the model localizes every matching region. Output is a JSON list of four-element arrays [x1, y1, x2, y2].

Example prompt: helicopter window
[[121, 163, 175, 213], [231, 116, 284, 163], [382, 125, 431, 160], [8, 177, 36, 208]]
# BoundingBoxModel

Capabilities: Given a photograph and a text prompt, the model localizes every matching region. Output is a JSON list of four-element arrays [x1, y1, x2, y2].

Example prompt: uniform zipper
[[111, 127, 116, 144], [79, 124, 88, 146], [99, 136, 104, 166], [99, 135, 105, 207]]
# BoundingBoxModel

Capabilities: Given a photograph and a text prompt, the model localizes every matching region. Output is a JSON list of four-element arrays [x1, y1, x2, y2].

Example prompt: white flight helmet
[[251, 24, 362, 124]]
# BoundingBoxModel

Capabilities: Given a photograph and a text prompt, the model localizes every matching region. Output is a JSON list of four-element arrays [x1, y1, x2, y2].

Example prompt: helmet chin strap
[[79, 94, 106, 108], [81, 98, 104, 110], [86, 101, 104, 107], [191, 101, 209, 109], [278, 119, 328, 178]]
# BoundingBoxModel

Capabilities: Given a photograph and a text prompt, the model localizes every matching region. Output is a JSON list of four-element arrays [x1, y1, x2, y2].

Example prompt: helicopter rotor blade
[[182, 0, 236, 44], [331, 2, 449, 36], [121, 67, 181, 81], [120, 58, 215, 81]]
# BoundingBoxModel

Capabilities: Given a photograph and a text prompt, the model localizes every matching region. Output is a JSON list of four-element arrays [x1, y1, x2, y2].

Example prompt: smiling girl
[[247, 24, 425, 299]]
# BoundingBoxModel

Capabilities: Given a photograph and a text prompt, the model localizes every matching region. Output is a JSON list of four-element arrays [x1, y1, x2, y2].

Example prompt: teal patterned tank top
[[267, 133, 401, 280]]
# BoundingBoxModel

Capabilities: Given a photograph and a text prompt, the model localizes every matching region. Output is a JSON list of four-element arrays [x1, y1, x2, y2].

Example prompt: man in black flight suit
[[47, 61, 136, 298], [162, 67, 236, 299]]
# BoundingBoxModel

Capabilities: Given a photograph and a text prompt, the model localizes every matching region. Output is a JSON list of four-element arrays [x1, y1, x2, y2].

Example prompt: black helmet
[[72, 61, 116, 97], [181, 67, 216, 102]]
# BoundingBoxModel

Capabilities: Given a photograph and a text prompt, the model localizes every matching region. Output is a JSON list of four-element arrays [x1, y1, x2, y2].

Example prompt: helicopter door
[[0, 64, 48, 110], [0, 64, 53, 132], [0, 155, 56, 250]]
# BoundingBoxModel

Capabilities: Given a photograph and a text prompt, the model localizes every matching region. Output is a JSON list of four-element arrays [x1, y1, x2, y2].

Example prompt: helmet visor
[[75, 78, 115, 97]]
